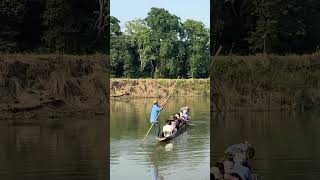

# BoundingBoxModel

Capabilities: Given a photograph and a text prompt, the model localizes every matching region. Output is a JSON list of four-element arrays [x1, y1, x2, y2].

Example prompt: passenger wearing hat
[[150, 100, 163, 137]]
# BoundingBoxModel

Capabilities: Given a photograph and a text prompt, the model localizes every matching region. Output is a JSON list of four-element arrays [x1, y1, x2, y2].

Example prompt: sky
[[110, 0, 210, 29]]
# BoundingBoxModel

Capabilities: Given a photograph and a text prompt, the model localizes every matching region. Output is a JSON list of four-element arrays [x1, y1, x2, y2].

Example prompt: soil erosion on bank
[[110, 78, 210, 98], [211, 54, 320, 111], [0, 54, 108, 119]]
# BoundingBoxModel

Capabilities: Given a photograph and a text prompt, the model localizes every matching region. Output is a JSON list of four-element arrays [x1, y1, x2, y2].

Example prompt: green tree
[[109, 8, 210, 78], [144, 8, 183, 78], [0, 0, 107, 53], [42, 0, 72, 52], [42, 0, 104, 53], [125, 19, 152, 77], [183, 19, 209, 78], [212, 0, 254, 55], [0, 0, 26, 52], [304, 0, 320, 52], [110, 16, 121, 36], [105, 0, 110, 55], [110, 35, 128, 77], [248, 0, 307, 53], [110, 16, 139, 78], [111, 35, 139, 78]]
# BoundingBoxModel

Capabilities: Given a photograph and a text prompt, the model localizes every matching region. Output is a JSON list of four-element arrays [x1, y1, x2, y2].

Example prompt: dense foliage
[[0, 0, 107, 54], [212, 0, 320, 55], [110, 8, 209, 78]]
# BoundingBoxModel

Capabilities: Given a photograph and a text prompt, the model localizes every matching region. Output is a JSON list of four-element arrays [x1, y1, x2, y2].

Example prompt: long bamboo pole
[[209, 45, 222, 70], [142, 76, 180, 142]]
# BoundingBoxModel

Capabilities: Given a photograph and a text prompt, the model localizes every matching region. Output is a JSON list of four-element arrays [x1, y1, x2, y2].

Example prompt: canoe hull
[[156, 122, 189, 142]]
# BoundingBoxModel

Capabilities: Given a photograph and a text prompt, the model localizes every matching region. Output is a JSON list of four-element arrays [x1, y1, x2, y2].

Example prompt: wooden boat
[[156, 120, 190, 142]]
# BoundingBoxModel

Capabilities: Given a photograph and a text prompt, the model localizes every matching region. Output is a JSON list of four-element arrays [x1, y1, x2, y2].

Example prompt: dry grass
[[0, 54, 109, 117], [210, 54, 320, 111], [110, 78, 209, 98]]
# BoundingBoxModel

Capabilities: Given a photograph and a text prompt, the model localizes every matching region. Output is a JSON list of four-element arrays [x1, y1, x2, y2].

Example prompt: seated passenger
[[211, 162, 224, 180], [168, 116, 175, 121], [182, 109, 189, 121], [174, 118, 180, 130], [171, 121, 177, 133], [179, 112, 187, 122], [231, 162, 252, 180], [162, 120, 174, 138], [174, 113, 180, 121], [224, 141, 255, 170], [180, 106, 190, 113], [230, 172, 243, 180], [174, 113, 185, 127]]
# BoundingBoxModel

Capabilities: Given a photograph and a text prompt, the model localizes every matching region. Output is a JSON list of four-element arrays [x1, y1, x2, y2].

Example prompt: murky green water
[[0, 117, 107, 180], [110, 97, 210, 180], [212, 111, 320, 180]]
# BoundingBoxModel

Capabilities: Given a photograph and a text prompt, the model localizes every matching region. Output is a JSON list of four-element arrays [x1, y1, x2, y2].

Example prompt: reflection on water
[[110, 97, 210, 180], [0, 118, 107, 180], [164, 143, 173, 152], [212, 111, 320, 180]]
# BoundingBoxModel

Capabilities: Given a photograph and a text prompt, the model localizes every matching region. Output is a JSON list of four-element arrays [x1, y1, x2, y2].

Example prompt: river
[[0, 117, 107, 180], [110, 97, 210, 180], [212, 111, 320, 180]]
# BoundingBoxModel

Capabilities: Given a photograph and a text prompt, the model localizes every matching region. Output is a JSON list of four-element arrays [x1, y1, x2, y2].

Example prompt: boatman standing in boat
[[150, 100, 163, 137]]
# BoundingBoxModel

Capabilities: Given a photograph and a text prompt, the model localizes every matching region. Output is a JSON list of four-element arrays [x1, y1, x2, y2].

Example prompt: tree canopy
[[212, 0, 320, 55], [0, 0, 107, 54], [110, 8, 209, 78]]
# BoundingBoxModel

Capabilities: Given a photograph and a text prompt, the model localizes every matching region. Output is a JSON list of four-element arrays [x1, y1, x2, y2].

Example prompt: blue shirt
[[150, 104, 161, 123]]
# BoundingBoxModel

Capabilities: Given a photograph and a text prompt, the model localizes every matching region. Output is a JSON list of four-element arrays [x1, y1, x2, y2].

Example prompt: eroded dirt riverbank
[[0, 54, 108, 119], [110, 78, 210, 99]]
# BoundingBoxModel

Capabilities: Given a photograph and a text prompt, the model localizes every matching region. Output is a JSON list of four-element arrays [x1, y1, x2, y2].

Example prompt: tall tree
[[213, 0, 320, 54], [110, 35, 131, 77], [105, 0, 110, 55], [110, 16, 139, 77], [110, 16, 121, 36], [303, 0, 320, 52], [248, 0, 307, 54], [183, 19, 209, 78], [125, 19, 151, 77], [212, 0, 255, 55], [42, 0, 72, 52], [144, 7, 183, 78], [0, 0, 26, 52], [42, 0, 104, 53], [109, 8, 210, 78]]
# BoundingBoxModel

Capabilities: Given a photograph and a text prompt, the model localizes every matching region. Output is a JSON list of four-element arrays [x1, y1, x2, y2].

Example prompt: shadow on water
[[211, 111, 320, 180]]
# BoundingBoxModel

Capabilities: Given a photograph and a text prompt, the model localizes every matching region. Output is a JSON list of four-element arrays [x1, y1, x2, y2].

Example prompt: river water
[[211, 111, 320, 180], [0, 117, 107, 180], [110, 97, 210, 180]]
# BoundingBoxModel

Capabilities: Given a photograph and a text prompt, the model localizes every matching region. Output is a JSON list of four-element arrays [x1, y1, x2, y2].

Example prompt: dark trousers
[[153, 122, 160, 137]]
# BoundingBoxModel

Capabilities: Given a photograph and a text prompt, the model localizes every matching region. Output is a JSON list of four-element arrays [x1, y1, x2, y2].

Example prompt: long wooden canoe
[[156, 121, 189, 142]]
